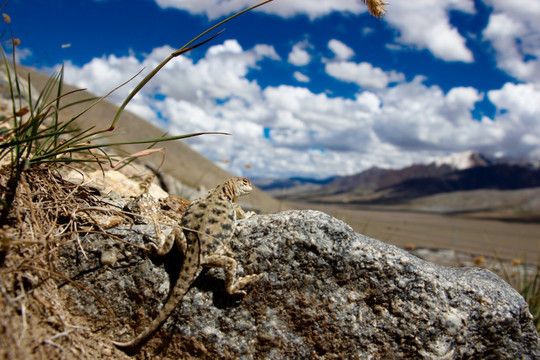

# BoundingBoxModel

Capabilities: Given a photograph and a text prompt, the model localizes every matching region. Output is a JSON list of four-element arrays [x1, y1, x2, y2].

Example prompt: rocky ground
[[1, 166, 538, 358]]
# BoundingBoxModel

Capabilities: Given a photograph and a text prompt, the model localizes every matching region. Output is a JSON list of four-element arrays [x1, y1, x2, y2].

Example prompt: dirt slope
[[18, 66, 286, 214]]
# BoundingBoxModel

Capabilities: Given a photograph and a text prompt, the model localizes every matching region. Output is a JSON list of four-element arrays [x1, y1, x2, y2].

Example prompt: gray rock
[[58, 210, 540, 359]]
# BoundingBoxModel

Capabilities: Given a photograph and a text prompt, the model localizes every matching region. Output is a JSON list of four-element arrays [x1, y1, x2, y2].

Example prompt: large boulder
[[58, 210, 540, 359]]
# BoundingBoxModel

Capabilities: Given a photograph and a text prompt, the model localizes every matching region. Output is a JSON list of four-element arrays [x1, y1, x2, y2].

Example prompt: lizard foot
[[227, 273, 263, 296]]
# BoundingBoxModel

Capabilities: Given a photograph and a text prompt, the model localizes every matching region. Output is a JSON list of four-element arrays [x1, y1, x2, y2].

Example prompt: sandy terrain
[[291, 202, 540, 264]]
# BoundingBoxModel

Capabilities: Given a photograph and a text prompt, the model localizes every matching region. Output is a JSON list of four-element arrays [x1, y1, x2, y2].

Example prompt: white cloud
[[61, 54, 142, 104], [325, 61, 405, 90], [58, 38, 540, 179], [12, 47, 33, 62], [152, 0, 481, 64], [328, 39, 355, 61], [287, 41, 312, 66], [483, 0, 540, 25], [262, 85, 377, 135], [154, 0, 367, 20], [373, 77, 499, 154], [153, 1, 480, 62], [384, 0, 475, 62], [59, 39, 279, 150], [488, 83, 540, 159], [486, 83, 540, 159], [488, 83, 540, 119], [443, 87, 483, 125], [371, 79, 540, 164], [293, 71, 310, 83], [482, 0, 540, 84]]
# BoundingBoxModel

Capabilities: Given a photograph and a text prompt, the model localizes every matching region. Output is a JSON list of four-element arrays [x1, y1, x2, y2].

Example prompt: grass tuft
[[488, 238, 540, 331], [495, 255, 540, 331]]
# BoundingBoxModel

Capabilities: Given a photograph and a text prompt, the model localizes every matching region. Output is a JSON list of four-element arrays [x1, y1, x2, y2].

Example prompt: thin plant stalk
[[108, 0, 275, 132]]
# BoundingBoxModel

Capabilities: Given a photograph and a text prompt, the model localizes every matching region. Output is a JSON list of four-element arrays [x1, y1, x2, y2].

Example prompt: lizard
[[112, 177, 262, 349]]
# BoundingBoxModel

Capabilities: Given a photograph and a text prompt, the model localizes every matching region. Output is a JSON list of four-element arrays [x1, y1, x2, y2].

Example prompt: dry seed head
[[2, 13, 10, 24], [363, 0, 389, 19], [474, 256, 486, 265], [14, 107, 29, 117]]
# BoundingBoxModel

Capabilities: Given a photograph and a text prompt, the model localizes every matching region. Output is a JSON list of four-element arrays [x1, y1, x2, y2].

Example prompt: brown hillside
[[18, 66, 286, 214]]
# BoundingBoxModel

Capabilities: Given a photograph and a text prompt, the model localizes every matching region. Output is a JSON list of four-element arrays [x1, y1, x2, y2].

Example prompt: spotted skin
[[113, 177, 261, 349]]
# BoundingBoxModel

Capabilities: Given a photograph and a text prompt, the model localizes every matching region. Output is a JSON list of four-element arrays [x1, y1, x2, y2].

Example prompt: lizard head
[[233, 177, 252, 196], [219, 177, 252, 201], [222, 177, 252, 200]]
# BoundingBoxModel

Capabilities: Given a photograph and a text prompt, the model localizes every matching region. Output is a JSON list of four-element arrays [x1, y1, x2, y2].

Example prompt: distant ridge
[[260, 151, 540, 220], [375, 163, 540, 202], [261, 151, 493, 197]]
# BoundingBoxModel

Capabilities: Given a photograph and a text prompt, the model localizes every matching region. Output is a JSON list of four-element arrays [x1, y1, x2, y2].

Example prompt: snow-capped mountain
[[259, 152, 540, 207], [432, 151, 490, 170]]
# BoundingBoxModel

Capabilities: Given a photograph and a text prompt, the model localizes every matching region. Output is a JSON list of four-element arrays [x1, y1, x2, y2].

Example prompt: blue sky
[[5, 0, 540, 179]]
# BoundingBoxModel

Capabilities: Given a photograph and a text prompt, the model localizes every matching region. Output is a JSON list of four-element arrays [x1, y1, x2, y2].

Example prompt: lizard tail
[[112, 244, 201, 349]]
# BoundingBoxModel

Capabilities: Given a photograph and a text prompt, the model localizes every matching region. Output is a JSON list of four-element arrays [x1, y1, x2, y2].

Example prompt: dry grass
[[495, 256, 540, 331], [0, 166, 131, 359], [1, 166, 97, 242]]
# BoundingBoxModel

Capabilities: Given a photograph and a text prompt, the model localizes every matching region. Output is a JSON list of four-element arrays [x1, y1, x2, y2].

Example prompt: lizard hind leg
[[203, 255, 262, 296], [148, 225, 187, 256]]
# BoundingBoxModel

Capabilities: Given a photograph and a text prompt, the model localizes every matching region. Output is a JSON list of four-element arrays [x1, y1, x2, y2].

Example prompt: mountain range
[[254, 151, 540, 221]]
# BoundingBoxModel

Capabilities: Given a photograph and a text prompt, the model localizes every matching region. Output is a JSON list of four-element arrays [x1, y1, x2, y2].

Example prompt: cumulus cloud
[[325, 61, 405, 91], [59, 37, 540, 179], [328, 39, 355, 61], [153, 0, 483, 66], [153, 0, 484, 65], [482, 0, 540, 84], [60, 41, 280, 163], [262, 85, 378, 140], [62, 40, 279, 105], [12, 47, 33, 63], [383, 0, 475, 62], [293, 71, 310, 83], [374, 77, 493, 153], [483, 0, 540, 29], [488, 83, 540, 119], [154, 0, 367, 20], [487, 83, 540, 158], [287, 41, 312, 66], [61, 54, 142, 104]]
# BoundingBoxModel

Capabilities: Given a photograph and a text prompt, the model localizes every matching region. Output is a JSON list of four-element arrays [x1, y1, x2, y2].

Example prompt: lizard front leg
[[234, 203, 256, 219], [203, 255, 262, 296]]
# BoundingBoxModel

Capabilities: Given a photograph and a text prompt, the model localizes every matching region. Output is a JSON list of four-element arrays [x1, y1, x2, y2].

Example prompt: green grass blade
[[28, 132, 230, 163], [109, 0, 274, 132]]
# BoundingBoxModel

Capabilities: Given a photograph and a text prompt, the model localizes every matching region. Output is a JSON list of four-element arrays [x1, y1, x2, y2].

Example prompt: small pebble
[[101, 249, 117, 266]]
